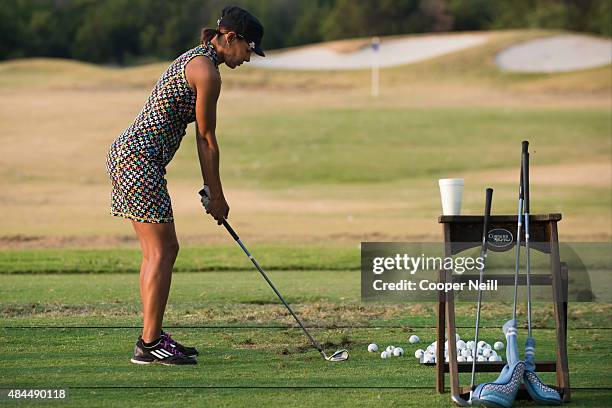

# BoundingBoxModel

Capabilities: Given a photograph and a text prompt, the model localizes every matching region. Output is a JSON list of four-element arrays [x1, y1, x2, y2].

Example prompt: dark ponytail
[[200, 27, 219, 44]]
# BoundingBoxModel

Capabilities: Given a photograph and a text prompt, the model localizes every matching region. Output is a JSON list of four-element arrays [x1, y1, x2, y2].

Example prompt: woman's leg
[[131, 221, 179, 343]]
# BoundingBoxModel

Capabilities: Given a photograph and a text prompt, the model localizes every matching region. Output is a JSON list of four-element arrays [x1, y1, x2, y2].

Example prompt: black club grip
[[483, 188, 493, 233], [522, 152, 530, 213], [222, 220, 240, 241], [522, 140, 529, 154]]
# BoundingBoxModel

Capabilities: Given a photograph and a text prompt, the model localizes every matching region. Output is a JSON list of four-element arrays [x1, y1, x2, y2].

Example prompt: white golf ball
[[386, 345, 395, 353], [425, 354, 435, 364], [409, 335, 420, 344], [488, 355, 497, 362], [381, 351, 389, 359], [482, 348, 493, 358], [495, 355, 503, 361], [466, 341, 475, 350], [426, 345, 435, 354], [367, 343, 378, 353], [460, 348, 471, 357], [393, 347, 404, 357], [477, 356, 487, 362], [477, 340, 486, 349], [494, 341, 504, 351], [456, 333, 461, 342], [457, 340, 467, 350], [483, 343, 492, 350], [466, 355, 474, 362], [414, 349, 425, 359], [457, 355, 467, 362]]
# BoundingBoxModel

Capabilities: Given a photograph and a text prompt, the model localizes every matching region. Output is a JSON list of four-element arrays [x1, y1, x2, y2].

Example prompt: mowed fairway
[[1, 257, 612, 407], [1, 30, 611, 407]]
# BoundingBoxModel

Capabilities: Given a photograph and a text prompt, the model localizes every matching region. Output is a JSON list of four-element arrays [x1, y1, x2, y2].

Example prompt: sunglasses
[[222, 31, 255, 51]]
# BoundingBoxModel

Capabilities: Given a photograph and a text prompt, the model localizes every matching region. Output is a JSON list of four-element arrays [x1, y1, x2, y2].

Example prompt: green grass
[[168, 107, 611, 188], [2, 261, 611, 406], [0, 246, 359, 274]]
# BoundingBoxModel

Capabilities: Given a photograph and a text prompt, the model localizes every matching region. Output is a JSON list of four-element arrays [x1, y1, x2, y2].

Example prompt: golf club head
[[324, 349, 349, 362], [451, 394, 470, 407]]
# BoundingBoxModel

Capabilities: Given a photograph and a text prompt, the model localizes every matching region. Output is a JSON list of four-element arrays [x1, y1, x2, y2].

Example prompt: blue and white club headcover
[[471, 320, 525, 408], [504, 319, 520, 365], [524, 336, 562, 405]]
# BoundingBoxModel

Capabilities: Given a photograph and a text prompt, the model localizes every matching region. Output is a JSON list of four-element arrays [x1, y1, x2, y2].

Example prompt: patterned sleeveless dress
[[106, 42, 219, 223]]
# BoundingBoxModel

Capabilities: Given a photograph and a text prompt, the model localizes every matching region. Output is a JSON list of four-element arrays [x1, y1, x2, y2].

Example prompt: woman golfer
[[106, 6, 265, 365]]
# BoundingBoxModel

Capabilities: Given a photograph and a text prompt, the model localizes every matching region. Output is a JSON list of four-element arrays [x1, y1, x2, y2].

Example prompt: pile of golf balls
[[368, 336, 504, 363], [367, 344, 404, 359], [414, 335, 504, 363]]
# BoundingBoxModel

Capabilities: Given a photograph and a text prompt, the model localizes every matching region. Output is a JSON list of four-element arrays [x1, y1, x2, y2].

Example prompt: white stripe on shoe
[[150, 350, 166, 359], [158, 349, 173, 357]]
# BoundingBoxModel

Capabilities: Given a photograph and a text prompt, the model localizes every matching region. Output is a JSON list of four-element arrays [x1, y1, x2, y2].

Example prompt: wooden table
[[435, 214, 570, 402]]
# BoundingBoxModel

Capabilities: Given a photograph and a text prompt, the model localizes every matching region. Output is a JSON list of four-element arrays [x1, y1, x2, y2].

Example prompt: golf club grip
[[483, 188, 493, 234], [222, 219, 240, 241], [519, 151, 524, 200], [522, 140, 529, 154], [522, 152, 529, 213]]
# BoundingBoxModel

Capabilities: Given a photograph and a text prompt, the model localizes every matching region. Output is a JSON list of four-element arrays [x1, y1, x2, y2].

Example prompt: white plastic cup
[[438, 178, 464, 215]]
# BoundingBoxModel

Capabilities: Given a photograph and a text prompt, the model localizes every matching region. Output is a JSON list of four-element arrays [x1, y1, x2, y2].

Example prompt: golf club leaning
[[521, 146, 562, 405], [199, 187, 349, 362], [450, 188, 494, 407], [465, 188, 493, 404], [470, 144, 528, 408]]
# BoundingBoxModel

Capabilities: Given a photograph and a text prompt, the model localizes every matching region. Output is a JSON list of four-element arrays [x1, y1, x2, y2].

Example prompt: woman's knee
[[148, 240, 179, 265]]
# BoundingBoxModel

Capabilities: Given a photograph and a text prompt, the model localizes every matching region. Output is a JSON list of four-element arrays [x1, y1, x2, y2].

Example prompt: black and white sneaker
[[161, 330, 199, 357], [130, 337, 197, 365]]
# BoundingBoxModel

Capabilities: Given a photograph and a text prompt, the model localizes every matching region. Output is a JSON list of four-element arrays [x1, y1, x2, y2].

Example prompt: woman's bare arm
[[186, 56, 229, 221]]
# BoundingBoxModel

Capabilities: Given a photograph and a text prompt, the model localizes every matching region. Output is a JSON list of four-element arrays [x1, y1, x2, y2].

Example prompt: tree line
[[1, 0, 610, 64]]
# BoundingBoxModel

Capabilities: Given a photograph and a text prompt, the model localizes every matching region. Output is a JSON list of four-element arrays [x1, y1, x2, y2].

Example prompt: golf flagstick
[[199, 187, 348, 363], [470, 148, 526, 408], [522, 148, 562, 405]]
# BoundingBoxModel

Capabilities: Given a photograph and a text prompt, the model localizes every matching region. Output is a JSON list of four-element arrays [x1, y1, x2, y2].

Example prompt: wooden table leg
[[446, 275, 461, 400], [437, 269, 446, 393], [550, 223, 571, 402]]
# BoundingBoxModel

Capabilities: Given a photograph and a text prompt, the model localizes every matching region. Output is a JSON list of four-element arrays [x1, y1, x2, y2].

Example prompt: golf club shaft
[[522, 151, 532, 337], [220, 219, 325, 354], [470, 188, 494, 393], [512, 141, 528, 322]]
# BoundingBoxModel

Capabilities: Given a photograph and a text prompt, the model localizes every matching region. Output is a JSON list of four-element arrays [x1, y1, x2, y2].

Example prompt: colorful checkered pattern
[[106, 43, 219, 223]]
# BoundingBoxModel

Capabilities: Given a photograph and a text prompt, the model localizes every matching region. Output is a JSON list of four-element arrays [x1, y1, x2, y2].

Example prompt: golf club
[[450, 188, 495, 407], [470, 143, 528, 408], [199, 187, 349, 362], [522, 146, 562, 404], [466, 188, 493, 403]]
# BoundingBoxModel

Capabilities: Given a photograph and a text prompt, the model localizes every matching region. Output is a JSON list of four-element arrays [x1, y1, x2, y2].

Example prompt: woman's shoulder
[[179, 43, 218, 66], [184, 53, 221, 90]]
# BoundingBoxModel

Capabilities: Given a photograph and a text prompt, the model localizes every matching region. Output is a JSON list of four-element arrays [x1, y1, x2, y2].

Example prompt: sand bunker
[[251, 33, 488, 70], [496, 34, 611, 73]]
